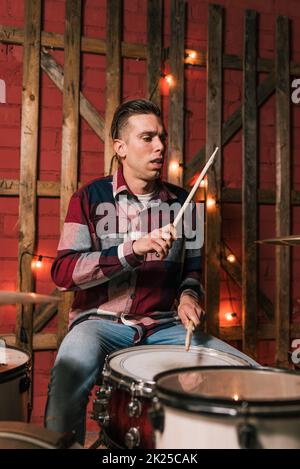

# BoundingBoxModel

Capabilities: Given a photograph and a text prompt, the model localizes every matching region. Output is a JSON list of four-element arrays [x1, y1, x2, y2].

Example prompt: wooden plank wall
[[275, 16, 291, 368], [167, 0, 185, 187], [242, 10, 258, 359], [16, 0, 42, 354], [104, 0, 122, 176], [205, 4, 223, 337], [40, 51, 104, 140], [147, 0, 162, 108], [57, 0, 82, 347], [0, 3, 296, 365]]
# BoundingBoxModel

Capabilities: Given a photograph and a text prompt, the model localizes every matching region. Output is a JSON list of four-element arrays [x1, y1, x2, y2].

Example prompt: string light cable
[[221, 240, 238, 322], [18, 251, 55, 343]]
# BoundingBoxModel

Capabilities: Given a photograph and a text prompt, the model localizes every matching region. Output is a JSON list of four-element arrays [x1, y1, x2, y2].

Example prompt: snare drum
[[153, 366, 300, 449], [0, 421, 82, 449], [93, 345, 251, 449], [0, 346, 31, 422]]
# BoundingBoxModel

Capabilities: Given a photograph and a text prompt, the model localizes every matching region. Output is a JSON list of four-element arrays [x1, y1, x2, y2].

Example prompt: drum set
[[89, 234, 300, 450], [2, 240, 300, 451], [90, 344, 300, 450], [0, 290, 81, 449]]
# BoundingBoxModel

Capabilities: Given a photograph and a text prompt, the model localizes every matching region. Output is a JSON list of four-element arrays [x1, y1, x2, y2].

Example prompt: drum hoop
[[103, 369, 154, 397], [155, 365, 300, 417], [0, 422, 79, 449], [104, 345, 251, 396], [0, 432, 56, 449], [156, 393, 300, 419], [0, 346, 31, 384]]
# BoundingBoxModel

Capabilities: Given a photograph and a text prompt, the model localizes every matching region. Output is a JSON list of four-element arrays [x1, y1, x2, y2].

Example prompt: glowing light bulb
[[169, 161, 180, 173], [164, 74, 175, 87], [200, 178, 207, 188], [225, 312, 237, 321], [233, 393, 239, 401], [206, 197, 216, 209], [34, 255, 43, 269], [188, 50, 197, 60], [227, 254, 236, 263], [185, 50, 198, 64]]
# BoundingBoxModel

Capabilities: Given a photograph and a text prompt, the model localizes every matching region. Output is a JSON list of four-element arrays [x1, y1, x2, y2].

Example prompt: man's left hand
[[177, 294, 205, 330]]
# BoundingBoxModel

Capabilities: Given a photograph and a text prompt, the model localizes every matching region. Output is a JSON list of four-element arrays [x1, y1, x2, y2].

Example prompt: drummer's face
[[114, 113, 167, 182]]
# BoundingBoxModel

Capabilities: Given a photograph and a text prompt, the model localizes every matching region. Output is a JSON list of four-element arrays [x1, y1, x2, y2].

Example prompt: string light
[[226, 254, 236, 263], [200, 178, 207, 188], [29, 253, 55, 272], [185, 50, 198, 65], [35, 255, 43, 269], [188, 50, 197, 60], [169, 161, 180, 174], [163, 73, 175, 87], [206, 197, 216, 209], [31, 255, 43, 270], [225, 312, 237, 321]]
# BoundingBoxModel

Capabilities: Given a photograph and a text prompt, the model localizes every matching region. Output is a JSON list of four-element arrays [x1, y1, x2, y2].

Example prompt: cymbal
[[256, 235, 300, 246], [0, 291, 62, 305]]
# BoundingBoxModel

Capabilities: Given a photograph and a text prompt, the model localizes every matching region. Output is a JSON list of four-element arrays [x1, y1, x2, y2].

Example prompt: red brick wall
[[1, 0, 300, 432]]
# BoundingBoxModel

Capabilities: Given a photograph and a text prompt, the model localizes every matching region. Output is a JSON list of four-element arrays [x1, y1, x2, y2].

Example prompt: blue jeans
[[44, 319, 258, 444]]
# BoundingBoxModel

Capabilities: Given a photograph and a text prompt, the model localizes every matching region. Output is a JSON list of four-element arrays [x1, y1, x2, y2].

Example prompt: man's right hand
[[132, 224, 176, 260]]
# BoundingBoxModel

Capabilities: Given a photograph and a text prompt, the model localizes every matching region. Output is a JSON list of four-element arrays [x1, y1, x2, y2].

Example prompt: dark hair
[[110, 98, 161, 140]]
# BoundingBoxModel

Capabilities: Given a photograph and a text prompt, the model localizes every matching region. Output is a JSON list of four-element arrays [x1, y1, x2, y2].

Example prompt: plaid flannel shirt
[[51, 168, 203, 343]]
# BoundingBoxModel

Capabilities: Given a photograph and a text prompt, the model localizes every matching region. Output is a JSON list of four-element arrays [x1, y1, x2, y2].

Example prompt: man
[[44, 99, 256, 444]]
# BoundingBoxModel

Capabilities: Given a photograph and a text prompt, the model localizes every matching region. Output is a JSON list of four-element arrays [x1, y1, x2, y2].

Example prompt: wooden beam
[[3, 333, 57, 350], [0, 179, 20, 195], [41, 51, 104, 140], [0, 180, 60, 197], [221, 187, 300, 205], [242, 10, 258, 359], [167, 0, 185, 186], [219, 324, 300, 342], [33, 289, 60, 333], [2, 24, 300, 75], [205, 4, 223, 337], [0, 25, 146, 59], [221, 243, 274, 322], [275, 16, 291, 369], [58, 0, 82, 348], [2, 180, 300, 209], [60, 0, 81, 225], [147, 0, 162, 107], [222, 187, 274, 205], [185, 72, 275, 184], [104, 0, 122, 176], [36, 180, 61, 197], [33, 303, 58, 333], [0, 179, 75, 197], [16, 0, 42, 355]]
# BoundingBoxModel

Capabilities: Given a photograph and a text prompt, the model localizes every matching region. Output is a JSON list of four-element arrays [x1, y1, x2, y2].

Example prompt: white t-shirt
[[136, 192, 155, 210]]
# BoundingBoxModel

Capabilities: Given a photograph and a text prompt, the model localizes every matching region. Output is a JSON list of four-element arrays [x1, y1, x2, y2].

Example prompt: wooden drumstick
[[173, 147, 218, 229], [185, 319, 195, 352], [180, 148, 218, 350], [156, 147, 218, 258]]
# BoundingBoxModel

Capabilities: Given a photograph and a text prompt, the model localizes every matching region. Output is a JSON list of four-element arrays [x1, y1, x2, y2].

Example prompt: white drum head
[[0, 346, 29, 374], [107, 345, 250, 391], [156, 367, 300, 416]]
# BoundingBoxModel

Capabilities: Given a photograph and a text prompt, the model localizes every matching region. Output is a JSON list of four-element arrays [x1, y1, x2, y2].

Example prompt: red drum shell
[[98, 345, 251, 449]]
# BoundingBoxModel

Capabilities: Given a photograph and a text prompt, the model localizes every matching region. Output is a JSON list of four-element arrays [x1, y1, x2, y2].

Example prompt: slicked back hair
[[110, 98, 161, 140]]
